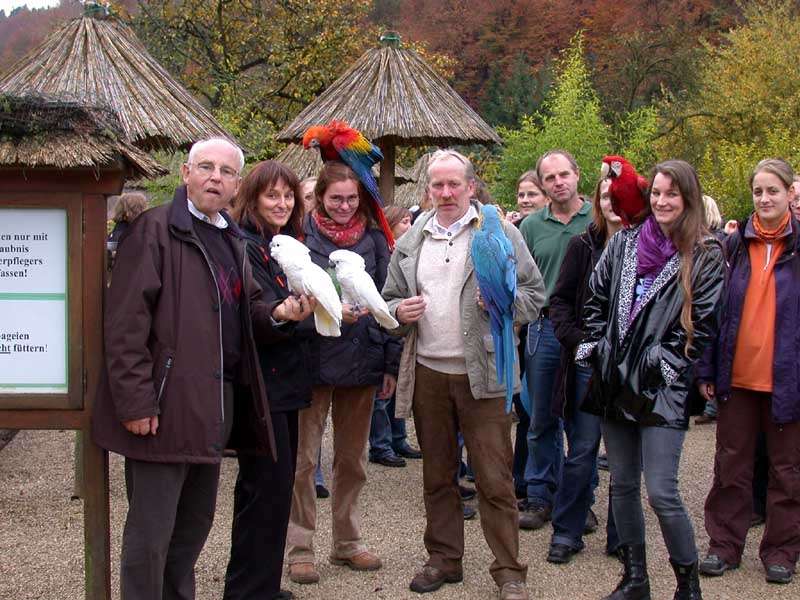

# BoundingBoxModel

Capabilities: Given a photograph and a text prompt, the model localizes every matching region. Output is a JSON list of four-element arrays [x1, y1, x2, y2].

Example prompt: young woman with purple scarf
[[576, 160, 726, 600]]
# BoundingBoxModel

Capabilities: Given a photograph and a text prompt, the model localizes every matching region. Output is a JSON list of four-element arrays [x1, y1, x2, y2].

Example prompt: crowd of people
[[93, 136, 800, 600]]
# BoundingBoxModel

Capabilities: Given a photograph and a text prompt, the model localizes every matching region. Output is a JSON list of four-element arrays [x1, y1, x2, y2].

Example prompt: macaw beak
[[600, 162, 610, 179], [309, 139, 320, 149], [328, 259, 336, 269]]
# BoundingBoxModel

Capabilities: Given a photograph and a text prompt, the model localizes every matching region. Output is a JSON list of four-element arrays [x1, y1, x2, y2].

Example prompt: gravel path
[[0, 422, 796, 599]]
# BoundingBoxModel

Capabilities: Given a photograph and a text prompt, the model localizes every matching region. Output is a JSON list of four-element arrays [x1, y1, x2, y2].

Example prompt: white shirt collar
[[424, 204, 478, 239], [187, 198, 228, 229]]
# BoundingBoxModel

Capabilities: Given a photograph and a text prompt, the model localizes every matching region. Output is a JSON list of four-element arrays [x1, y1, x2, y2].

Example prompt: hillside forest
[[1, 0, 799, 219]]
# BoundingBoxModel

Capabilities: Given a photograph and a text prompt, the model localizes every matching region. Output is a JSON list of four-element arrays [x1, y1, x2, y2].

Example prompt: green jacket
[[381, 202, 546, 417]]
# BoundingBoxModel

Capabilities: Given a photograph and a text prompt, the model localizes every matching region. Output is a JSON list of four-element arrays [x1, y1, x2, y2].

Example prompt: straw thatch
[[276, 43, 501, 147], [394, 152, 433, 208], [0, 15, 232, 151], [275, 143, 415, 182], [0, 93, 167, 178]]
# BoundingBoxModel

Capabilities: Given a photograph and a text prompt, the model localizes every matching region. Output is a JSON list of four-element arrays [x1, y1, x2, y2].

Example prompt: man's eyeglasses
[[190, 161, 239, 181]]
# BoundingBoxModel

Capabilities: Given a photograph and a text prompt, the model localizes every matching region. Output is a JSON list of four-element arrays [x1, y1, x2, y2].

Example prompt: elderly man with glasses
[[383, 150, 545, 600], [93, 138, 313, 600]]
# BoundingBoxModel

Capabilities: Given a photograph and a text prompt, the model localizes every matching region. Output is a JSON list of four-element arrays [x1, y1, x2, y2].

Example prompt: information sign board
[[0, 208, 68, 393]]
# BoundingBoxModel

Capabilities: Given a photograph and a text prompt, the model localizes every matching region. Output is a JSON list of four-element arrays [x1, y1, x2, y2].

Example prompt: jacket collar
[[168, 184, 244, 239], [616, 226, 681, 342], [397, 199, 483, 258]]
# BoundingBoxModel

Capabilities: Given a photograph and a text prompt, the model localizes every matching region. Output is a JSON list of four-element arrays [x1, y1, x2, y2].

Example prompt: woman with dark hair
[[699, 158, 800, 585], [547, 174, 630, 565], [286, 161, 401, 585], [223, 160, 315, 600], [577, 160, 725, 600]]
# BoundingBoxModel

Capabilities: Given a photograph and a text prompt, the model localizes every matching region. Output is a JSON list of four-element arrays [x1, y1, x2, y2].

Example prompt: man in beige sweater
[[382, 150, 545, 600]]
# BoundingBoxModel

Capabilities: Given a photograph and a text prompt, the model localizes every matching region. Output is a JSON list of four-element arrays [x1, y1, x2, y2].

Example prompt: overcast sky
[[0, 1, 60, 12]]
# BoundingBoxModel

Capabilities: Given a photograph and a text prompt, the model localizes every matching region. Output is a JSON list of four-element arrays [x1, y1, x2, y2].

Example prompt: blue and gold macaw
[[471, 204, 517, 412]]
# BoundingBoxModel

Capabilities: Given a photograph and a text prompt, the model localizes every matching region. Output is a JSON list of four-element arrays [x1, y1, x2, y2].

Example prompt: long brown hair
[[591, 178, 611, 243], [314, 161, 375, 225], [645, 160, 707, 356], [232, 160, 304, 236]]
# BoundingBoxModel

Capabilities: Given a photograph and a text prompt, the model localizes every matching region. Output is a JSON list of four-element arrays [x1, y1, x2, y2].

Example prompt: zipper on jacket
[[186, 236, 226, 425], [156, 356, 173, 405]]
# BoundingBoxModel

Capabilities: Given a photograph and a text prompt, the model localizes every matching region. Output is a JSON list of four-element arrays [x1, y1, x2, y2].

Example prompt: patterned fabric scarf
[[753, 211, 790, 243], [313, 209, 367, 248], [636, 214, 677, 278]]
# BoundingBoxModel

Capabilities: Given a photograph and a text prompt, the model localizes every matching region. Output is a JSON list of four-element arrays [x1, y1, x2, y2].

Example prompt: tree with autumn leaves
[[130, 0, 376, 160]]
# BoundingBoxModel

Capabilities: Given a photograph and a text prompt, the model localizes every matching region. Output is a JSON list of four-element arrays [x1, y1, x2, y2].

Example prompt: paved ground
[[0, 422, 796, 599]]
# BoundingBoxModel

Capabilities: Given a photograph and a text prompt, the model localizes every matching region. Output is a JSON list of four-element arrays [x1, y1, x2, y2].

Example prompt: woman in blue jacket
[[699, 158, 800, 585]]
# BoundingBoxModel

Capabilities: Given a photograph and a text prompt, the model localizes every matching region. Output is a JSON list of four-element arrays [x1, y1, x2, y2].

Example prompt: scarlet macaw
[[302, 120, 395, 249]]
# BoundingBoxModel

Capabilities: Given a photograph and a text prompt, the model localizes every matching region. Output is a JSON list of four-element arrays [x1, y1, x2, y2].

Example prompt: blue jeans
[[551, 365, 601, 550], [314, 445, 325, 487], [602, 420, 697, 564], [512, 394, 531, 497], [369, 396, 407, 459], [525, 318, 564, 507]]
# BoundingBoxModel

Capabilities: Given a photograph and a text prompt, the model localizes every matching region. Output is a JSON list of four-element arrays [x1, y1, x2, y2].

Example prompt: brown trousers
[[286, 384, 376, 564], [412, 364, 527, 586], [704, 387, 800, 570]]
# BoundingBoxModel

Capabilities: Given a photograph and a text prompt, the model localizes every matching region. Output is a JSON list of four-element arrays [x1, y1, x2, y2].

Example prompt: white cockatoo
[[328, 249, 399, 330], [269, 235, 342, 337]]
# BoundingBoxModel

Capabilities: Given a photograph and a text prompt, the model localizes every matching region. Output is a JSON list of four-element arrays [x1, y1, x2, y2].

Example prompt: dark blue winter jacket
[[696, 215, 800, 424]]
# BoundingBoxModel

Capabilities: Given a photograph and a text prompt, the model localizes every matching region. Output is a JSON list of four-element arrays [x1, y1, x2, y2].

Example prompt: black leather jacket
[[576, 225, 725, 429]]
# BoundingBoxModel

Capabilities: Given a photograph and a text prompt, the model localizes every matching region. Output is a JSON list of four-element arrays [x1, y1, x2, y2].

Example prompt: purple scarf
[[636, 215, 677, 278]]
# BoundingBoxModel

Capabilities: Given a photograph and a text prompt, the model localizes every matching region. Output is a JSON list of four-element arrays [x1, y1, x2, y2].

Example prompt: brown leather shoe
[[329, 550, 382, 571], [409, 565, 464, 593], [499, 581, 529, 600], [287, 562, 319, 584]]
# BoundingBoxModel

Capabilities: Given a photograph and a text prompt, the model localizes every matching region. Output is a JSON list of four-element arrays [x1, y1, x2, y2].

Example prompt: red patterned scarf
[[312, 209, 367, 247]]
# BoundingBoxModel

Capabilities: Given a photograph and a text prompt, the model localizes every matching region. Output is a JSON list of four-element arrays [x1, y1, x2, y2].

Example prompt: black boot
[[670, 559, 702, 599], [602, 544, 651, 600]]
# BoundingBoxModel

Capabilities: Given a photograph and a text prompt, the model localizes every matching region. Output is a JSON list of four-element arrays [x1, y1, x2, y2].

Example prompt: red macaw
[[303, 121, 394, 249], [600, 155, 648, 227]]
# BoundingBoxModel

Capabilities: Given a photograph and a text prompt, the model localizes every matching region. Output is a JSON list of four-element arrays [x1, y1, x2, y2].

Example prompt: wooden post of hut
[[0, 94, 166, 600]]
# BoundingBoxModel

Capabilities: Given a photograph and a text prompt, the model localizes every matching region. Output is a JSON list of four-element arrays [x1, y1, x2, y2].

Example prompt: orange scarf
[[753, 211, 790, 242]]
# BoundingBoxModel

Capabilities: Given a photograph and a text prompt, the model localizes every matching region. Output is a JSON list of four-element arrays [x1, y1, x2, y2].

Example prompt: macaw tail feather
[[373, 199, 396, 251], [503, 315, 516, 413]]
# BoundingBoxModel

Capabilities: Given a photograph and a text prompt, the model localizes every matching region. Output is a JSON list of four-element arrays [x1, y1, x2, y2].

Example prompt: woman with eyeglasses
[[577, 160, 725, 600], [222, 160, 315, 600], [285, 161, 401, 585]]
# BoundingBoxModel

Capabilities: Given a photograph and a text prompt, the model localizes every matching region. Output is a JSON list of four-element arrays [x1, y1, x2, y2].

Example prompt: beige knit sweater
[[415, 226, 471, 374]]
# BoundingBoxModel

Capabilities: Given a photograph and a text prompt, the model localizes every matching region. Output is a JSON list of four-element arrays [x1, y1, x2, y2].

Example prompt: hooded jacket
[[93, 186, 280, 463], [696, 215, 800, 424], [576, 224, 725, 429]]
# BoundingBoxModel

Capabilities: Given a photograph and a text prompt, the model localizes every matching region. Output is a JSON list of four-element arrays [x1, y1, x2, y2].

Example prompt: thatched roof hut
[[275, 143, 415, 183], [0, 11, 232, 151], [393, 152, 434, 208], [0, 93, 166, 179], [277, 33, 500, 203]]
